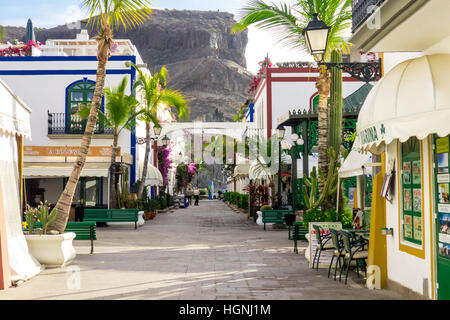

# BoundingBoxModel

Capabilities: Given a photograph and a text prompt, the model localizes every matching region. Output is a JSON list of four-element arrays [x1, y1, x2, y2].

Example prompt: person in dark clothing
[[194, 188, 200, 206]]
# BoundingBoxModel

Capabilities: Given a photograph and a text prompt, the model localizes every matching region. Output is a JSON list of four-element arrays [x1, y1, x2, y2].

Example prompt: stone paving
[[0, 200, 405, 300]]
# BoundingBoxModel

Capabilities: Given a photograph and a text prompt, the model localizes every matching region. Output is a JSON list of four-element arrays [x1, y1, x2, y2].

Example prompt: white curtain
[[0, 133, 41, 282]]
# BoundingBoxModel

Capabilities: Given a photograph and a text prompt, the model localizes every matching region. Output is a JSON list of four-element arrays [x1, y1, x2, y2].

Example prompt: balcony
[[48, 111, 114, 137], [350, 0, 433, 52], [352, 0, 386, 32]]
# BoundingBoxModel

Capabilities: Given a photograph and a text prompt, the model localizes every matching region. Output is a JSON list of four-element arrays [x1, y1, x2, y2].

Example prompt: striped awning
[[23, 162, 110, 178]]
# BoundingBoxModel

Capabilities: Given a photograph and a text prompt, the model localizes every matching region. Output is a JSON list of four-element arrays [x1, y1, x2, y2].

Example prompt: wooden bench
[[83, 209, 139, 230], [261, 210, 293, 230], [33, 221, 97, 254]]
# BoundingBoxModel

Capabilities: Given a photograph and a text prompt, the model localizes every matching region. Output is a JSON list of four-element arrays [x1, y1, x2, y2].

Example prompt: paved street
[[1, 200, 404, 300]]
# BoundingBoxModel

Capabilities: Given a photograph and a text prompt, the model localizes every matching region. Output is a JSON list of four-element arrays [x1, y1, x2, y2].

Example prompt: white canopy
[[138, 163, 163, 186], [233, 161, 250, 179], [357, 54, 450, 154], [339, 149, 373, 179], [0, 79, 32, 139], [24, 162, 110, 178]]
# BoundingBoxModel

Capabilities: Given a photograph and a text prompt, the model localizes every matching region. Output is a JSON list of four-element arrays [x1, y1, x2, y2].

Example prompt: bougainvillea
[[0, 40, 42, 57], [157, 145, 172, 185], [175, 162, 198, 193], [248, 57, 272, 94]]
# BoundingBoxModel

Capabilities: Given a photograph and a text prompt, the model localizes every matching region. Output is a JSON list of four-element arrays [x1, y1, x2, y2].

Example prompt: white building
[[350, 0, 450, 300], [0, 30, 157, 217]]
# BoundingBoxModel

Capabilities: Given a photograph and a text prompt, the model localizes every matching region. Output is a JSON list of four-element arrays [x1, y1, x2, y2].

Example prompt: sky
[[0, 0, 311, 73]]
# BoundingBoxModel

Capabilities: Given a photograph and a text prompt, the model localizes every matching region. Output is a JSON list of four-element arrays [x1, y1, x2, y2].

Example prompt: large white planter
[[25, 232, 76, 268]]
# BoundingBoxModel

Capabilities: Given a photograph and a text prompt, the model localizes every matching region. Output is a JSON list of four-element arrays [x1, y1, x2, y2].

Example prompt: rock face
[[2, 9, 252, 121]]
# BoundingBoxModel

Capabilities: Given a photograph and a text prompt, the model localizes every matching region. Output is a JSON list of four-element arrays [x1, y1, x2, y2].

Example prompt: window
[[401, 137, 422, 245], [66, 79, 99, 133]]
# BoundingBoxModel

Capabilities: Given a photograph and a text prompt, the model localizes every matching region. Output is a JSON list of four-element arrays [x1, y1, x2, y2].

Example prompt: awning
[[0, 79, 32, 139], [357, 54, 450, 154], [339, 149, 373, 178], [233, 162, 250, 179], [23, 162, 110, 178], [138, 163, 163, 186]]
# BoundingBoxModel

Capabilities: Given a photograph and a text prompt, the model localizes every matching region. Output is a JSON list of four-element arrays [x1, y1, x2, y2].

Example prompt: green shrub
[[302, 207, 327, 227], [157, 196, 167, 210], [240, 194, 249, 210], [260, 205, 272, 211], [199, 188, 208, 196]]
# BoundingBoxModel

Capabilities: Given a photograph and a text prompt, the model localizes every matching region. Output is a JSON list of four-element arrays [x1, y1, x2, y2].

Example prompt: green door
[[434, 135, 450, 300]]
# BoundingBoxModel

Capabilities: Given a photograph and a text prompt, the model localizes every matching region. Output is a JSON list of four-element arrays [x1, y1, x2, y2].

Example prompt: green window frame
[[66, 80, 98, 133], [401, 137, 423, 245]]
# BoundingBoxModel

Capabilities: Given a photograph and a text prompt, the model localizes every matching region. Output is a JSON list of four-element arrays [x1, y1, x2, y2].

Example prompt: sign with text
[[24, 146, 120, 157], [308, 222, 342, 269]]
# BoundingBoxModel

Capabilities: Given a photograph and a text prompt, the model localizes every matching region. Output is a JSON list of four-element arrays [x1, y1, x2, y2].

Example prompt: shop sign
[[360, 123, 385, 146], [24, 146, 120, 157]]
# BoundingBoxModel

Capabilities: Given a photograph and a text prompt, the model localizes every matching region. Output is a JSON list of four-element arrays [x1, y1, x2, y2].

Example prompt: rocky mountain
[[1, 9, 253, 121]]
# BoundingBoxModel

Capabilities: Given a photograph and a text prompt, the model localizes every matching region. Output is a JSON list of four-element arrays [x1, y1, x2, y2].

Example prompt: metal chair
[[312, 224, 334, 270], [328, 228, 346, 280], [339, 230, 369, 284]]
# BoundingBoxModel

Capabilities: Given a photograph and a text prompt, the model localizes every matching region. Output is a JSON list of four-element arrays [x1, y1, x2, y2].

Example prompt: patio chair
[[328, 228, 346, 280], [339, 230, 369, 284], [312, 224, 334, 270]]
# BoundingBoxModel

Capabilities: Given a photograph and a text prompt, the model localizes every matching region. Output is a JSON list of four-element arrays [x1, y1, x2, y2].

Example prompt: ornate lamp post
[[276, 125, 285, 209], [303, 13, 381, 83]]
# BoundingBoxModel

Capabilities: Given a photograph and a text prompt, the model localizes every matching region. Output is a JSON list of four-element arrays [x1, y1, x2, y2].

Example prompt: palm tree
[[49, 0, 152, 233], [232, 0, 352, 195], [131, 64, 189, 198], [0, 26, 4, 43], [78, 77, 140, 208]]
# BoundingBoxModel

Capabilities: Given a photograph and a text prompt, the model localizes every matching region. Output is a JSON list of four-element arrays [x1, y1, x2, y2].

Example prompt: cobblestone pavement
[[0, 200, 404, 300]]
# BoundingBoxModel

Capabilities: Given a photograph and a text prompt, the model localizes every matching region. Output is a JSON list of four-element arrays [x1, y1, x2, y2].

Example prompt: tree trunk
[[138, 122, 151, 198], [316, 68, 331, 197], [48, 30, 111, 234], [109, 130, 119, 208]]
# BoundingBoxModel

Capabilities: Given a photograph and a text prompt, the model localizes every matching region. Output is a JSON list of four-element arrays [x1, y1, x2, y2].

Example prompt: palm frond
[[81, 0, 152, 31]]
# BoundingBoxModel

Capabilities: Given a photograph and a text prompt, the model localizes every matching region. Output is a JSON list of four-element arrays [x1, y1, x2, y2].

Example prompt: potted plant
[[24, 202, 76, 268]]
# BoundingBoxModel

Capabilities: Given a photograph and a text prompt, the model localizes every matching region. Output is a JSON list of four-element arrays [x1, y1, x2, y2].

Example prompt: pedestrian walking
[[194, 187, 200, 206]]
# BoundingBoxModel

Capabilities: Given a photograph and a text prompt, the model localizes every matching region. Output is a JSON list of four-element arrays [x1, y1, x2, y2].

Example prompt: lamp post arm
[[318, 59, 382, 83]]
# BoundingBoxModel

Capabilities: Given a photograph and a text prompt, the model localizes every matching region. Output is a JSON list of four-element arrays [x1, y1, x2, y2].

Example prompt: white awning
[[138, 162, 163, 186], [234, 161, 250, 179], [339, 149, 373, 179], [357, 54, 450, 154], [0, 79, 32, 139], [23, 162, 110, 178]]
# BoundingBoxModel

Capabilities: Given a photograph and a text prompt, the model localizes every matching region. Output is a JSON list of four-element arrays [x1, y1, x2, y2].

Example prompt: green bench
[[292, 222, 308, 254], [33, 221, 97, 254], [83, 208, 139, 230], [261, 210, 293, 230]]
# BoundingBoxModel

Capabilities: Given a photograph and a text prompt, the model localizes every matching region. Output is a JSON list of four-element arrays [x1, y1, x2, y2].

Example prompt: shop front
[[23, 146, 133, 219], [356, 54, 450, 299]]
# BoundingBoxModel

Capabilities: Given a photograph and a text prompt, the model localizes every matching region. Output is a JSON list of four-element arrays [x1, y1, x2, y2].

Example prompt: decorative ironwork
[[47, 111, 113, 135], [136, 137, 158, 145], [319, 59, 382, 83], [276, 61, 316, 69], [352, 0, 385, 32]]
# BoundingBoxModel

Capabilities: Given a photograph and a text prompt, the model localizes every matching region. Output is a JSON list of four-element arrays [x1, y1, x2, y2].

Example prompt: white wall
[[385, 138, 434, 298]]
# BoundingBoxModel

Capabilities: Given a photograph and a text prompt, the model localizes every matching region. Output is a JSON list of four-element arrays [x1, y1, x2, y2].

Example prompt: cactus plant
[[329, 49, 343, 154], [302, 147, 340, 212]]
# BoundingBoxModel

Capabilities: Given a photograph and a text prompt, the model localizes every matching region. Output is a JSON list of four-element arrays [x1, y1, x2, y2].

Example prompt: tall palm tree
[[131, 64, 189, 198], [232, 0, 351, 195], [78, 77, 140, 208], [49, 0, 152, 233]]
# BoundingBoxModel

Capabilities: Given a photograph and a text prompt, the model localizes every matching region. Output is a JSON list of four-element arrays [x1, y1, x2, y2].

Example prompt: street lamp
[[153, 125, 162, 137], [302, 13, 382, 83], [277, 125, 285, 209], [162, 135, 170, 146], [302, 13, 330, 63]]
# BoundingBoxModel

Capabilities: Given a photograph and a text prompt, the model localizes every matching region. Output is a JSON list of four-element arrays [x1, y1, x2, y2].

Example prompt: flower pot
[[25, 232, 76, 268], [144, 212, 152, 220]]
